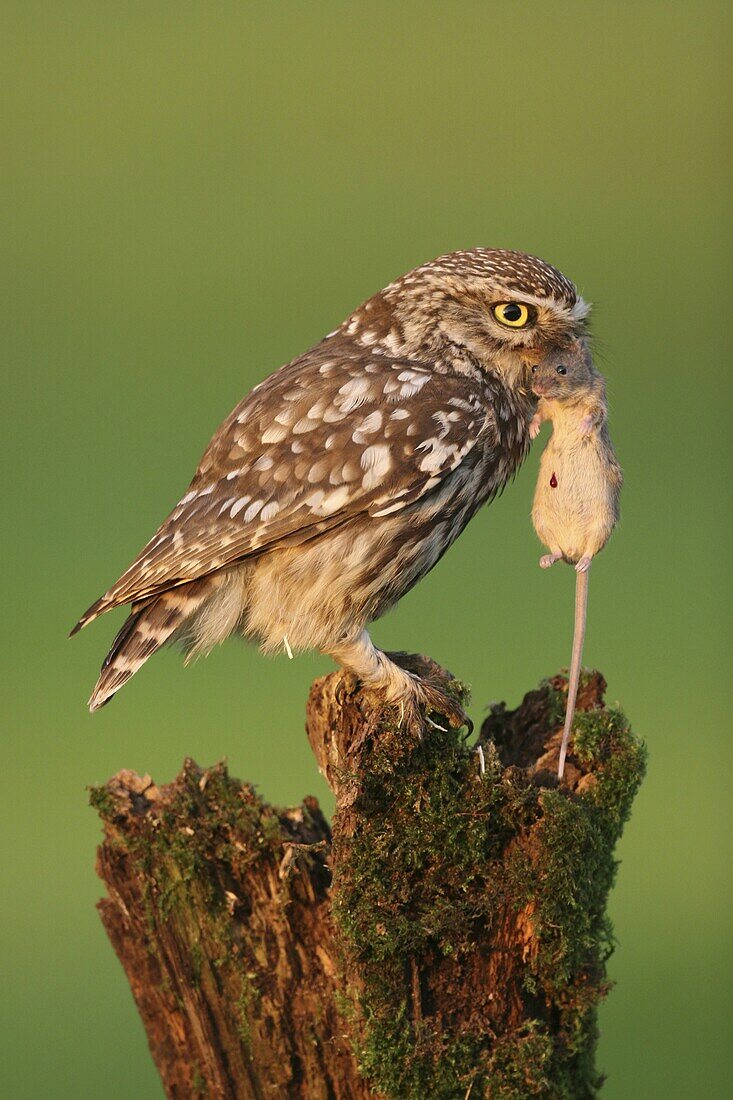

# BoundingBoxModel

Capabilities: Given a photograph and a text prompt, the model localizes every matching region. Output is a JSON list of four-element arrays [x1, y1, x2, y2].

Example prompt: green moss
[[332, 680, 645, 1099], [92, 760, 291, 1066], [539, 678, 571, 729], [574, 706, 648, 824], [483, 1023, 555, 1099], [88, 784, 118, 821], [355, 1003, 485, 1100], [235, 971, 261, 1053], [111, 762, 287, 926]]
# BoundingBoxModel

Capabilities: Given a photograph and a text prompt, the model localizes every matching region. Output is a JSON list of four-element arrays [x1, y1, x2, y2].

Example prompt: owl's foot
[[391, 684, 470, 738], [415, 678, 471, 734], [327, 632, 471, 738], [385, 651, 472, 736]]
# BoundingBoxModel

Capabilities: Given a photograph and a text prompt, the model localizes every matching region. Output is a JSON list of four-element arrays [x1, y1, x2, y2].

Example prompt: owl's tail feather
[[87, 578, 214, 712], [70, 593, 110, 636]]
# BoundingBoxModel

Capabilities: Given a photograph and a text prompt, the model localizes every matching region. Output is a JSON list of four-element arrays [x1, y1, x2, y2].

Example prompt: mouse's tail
[[558, 567, 589, 778]]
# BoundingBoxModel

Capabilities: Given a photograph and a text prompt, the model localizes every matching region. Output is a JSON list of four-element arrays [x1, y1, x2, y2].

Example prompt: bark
[[92, 663, 645, 1099]]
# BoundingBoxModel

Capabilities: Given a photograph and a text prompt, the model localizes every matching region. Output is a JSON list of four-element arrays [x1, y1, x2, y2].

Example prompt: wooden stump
[[92, 666, 645, 1098]]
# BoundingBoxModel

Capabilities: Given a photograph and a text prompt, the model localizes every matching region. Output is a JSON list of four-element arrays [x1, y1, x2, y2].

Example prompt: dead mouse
[[530, 346, 623, 777]]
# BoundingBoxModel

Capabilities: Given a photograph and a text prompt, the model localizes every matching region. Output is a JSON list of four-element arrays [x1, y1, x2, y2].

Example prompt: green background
[[2, 3, 730, 1096]]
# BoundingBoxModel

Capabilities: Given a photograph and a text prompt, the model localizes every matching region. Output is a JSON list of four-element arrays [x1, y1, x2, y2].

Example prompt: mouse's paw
[[540, 553, 561, 569], [575, 555, 592, 573]]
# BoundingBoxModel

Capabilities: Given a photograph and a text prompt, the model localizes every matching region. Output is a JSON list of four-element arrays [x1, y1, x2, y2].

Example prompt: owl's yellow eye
[[492, 302, 532, 328]]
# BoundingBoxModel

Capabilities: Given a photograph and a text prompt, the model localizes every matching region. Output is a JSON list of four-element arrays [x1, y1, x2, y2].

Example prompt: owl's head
[[345, 248, 591, 387]]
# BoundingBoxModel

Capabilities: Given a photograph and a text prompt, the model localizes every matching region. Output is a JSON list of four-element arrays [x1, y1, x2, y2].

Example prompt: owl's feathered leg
[[88, 577, 216, 712], [327, 630, 469, 734]]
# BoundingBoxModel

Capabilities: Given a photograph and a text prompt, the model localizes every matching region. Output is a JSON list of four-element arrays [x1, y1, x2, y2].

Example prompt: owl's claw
[[416, 678, 471, 735], [335, 642, 472, 738], [388, 678, 471, 738]]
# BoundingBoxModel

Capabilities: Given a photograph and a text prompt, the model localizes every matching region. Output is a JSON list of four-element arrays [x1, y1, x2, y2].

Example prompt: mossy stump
[[93, 665, 645, 1099]]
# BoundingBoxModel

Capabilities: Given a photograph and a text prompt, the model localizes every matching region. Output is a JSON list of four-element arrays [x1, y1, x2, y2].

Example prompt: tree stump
[[92, 664, 645, 1099]]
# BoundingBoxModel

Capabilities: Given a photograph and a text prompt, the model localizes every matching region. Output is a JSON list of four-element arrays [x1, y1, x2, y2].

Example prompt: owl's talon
[[416, 679, 471, 734], [394, 696, 424, 738], [390, 682, 469, 739]]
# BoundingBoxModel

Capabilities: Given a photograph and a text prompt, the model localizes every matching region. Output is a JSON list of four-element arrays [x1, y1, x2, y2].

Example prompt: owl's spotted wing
[[74, 344, 497, 629]]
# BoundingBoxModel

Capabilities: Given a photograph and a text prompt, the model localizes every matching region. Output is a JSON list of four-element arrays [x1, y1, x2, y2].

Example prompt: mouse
[[529, 347, 623, 778]]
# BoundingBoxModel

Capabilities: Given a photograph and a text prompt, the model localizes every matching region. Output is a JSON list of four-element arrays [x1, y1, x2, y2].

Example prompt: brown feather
[[87, 578, 215, 711], [73, 247, 586, 712]]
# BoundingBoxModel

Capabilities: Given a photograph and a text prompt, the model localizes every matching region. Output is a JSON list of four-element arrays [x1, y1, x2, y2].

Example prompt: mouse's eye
[[492, 302, 532, 328], [556, 366, 567, 375], [531, 365, 538, 373]]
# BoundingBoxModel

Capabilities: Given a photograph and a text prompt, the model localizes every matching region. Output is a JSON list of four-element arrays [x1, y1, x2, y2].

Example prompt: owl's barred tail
[[87, 579, 214, 712]]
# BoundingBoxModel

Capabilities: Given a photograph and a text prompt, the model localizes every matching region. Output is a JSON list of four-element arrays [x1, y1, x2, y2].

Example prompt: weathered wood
[[92, 665, 645, 1098]]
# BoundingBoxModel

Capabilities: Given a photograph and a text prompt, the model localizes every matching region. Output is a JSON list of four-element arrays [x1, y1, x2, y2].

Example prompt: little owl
[[73, 249, 590, 730]]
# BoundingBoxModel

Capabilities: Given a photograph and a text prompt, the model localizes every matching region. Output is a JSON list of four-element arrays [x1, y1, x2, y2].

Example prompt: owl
[[73, 249, 589, 730]]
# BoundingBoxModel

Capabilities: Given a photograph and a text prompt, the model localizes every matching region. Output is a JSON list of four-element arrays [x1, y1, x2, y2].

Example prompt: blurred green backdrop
[[2, 2, 730, 1096]]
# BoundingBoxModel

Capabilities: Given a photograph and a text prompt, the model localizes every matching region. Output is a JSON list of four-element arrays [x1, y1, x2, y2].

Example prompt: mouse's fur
[[530, 347, 622, 776], [531, 353, 622, 569]]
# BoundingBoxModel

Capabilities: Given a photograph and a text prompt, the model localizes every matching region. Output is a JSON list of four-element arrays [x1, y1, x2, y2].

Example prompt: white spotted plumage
[[73, 247, 590, 723]]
